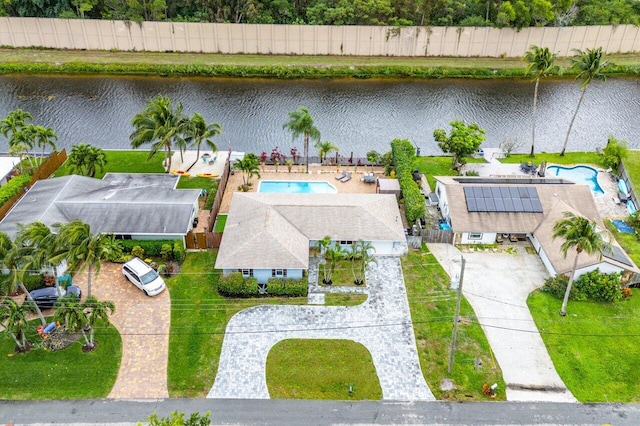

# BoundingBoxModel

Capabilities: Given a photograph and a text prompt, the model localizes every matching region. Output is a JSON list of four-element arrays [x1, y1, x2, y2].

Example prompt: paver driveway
[[73, 263, 171, 398], [428, 244, 577, 402], [208, 256, 434, 401]]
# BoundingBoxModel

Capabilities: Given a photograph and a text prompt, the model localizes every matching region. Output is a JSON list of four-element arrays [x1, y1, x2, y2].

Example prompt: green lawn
[[0, 322, 121, 399], [624, 150, 640, 194], [213, 214, 227, 233], [606, 221, 640, 266], [54, 150, 165, 178], [266, 339, 382, 400], [499, 152, 604, 167], [319, 259, 362, 286], [415, 156, 459, 191], [166, 250, 368, 397], [324, 293, 368, 306], [528, 289, 640, 402], [402, 245, 505, 400]]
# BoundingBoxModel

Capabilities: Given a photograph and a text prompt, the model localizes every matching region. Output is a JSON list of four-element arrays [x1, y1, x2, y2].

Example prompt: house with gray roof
[[215, 193, 406, 284], [0, 173, 200, 241], [434, 176, 640, 283]]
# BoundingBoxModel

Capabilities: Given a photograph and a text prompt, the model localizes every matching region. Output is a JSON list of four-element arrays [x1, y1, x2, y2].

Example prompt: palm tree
[[130, 95, 187, 173], [0, 109, 32, 143], [561, 47, 609, 156], [31, 125, 58, 165], [233, 153, 261, 187], [352, 240, 376, 285], [9, 125, 36, 171], [82, 295, 115, 349], [16, 222, 65, 296], [283, 107, 321, 174], [524, 45, 560, 157], [53, 293, 91, 346], [552, 211, 609, 316], [315, 141, 338, 165], [0, 297, 31, 352], [185, 113, 222, 161], [66, 143, 108, 177], [53, 220, 119, 297]]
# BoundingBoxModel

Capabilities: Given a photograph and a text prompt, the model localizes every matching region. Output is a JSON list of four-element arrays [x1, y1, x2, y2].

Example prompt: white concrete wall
[[538, 246, 557, 277], [1, 18, 638, 57], [460, 232, 496, 244]]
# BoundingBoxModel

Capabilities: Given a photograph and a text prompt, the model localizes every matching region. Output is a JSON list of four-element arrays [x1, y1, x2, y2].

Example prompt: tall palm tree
[[16, 222, 65, 296], [283, 107, 321, 174], [233, 153, 261, 187], [552, 211, 609, 316], [0, 109, 32, 143], [53, 220, 119, 297], [524, 45, 560, 157], [561, 47, 609, 156], [185, 113, 222, 161], [315, 140, 338, 165], [352, 240, 376, 285], [82, 295, 115, 349], [31, 125, 58, 165], [130, 95, 187, 173], [0, 297, 31, 352], [53, 293, 90, 346]]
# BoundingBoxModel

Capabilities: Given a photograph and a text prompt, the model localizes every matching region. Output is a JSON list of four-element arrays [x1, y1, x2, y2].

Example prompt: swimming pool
[[619, 178, 630, 195], [546, 165, 605, 195], [629, 200, 637, 215], [258, 180, 337, 194]]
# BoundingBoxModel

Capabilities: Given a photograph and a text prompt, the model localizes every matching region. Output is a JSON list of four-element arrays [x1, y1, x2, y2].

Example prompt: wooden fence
[[0, 150, 67, 221], [421, 230, 454, 244], [207, 158, 231, 232], [185, 230, 223, 249]]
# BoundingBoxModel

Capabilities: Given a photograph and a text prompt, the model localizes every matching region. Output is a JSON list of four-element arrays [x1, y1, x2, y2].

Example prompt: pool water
[[546, 165, 605, 195], [619, 178, 630, 195], [258, 180, 337, 194], [629, 200, 637, 215]]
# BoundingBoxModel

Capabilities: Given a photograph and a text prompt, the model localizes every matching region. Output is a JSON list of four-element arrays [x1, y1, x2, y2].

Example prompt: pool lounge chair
[[335, 171, 347, 180], [340, 172, 352, 183]]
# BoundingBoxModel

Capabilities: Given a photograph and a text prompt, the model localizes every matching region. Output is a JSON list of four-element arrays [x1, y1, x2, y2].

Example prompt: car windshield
[[140, 270, 158, 285]]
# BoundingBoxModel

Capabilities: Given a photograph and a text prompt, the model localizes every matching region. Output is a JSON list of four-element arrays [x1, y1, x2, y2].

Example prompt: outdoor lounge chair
[[340, 172, 352, 183], [335, 171, 347, 180]]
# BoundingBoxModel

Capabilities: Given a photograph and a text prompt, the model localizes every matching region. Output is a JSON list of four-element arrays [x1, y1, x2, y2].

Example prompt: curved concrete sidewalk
[[428, 244, 576, 403], [74, 263, 170, 398], [208, 256, 434, 401]]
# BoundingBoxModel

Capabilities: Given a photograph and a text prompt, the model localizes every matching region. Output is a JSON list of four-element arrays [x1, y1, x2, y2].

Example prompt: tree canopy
[[433, 120, 486, 170]]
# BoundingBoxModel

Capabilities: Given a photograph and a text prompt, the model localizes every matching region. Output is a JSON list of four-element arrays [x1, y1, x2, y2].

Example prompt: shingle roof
[[215, 193, 405, 270], [0, 174, 200, 238]]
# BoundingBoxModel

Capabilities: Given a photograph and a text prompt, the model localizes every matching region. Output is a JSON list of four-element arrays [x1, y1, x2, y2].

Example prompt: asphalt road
[[2, 399, 640, 425]]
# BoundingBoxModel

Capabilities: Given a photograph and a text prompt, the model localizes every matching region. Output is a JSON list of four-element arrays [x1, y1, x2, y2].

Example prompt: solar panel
[[464, 186, 543, 213], [603, 245, 634, 267]]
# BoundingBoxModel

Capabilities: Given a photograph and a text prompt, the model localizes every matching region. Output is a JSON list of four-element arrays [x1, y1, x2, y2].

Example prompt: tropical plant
[[323, 242, 344, 285], [552, 211, 610, 315], [600, 135, 629, 175], [561, 47, 610, 156], [315, 140, 338, 165], [130, 95, 187, 173], [82, 295, 115, 349], [30, 124, 58, 165], [433, 120, 486, 170], [0, 109, 32, 144], [523, 45, 561, 157], [233, 152, 261, 188], [0, 297, 31, 352], [146, 411, 211, 426], [283, 107, 321, 174], [366, 150, 381, 171], [53, 293, 85, 332], [66, 143, 108, 177], [352, 240, 376, 285], [16, 221, 65, 296], [184, 113, 221, 162], [53, 220, 121, 297]]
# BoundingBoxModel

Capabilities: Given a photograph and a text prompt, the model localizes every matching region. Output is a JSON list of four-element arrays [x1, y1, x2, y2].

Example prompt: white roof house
[[215, 193, 406, 272], [0, 173, 200, 239]]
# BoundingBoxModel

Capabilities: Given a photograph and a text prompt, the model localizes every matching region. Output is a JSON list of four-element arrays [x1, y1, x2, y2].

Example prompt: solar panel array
[[463, 186, 543, 213], [603, 245, 634, 267]]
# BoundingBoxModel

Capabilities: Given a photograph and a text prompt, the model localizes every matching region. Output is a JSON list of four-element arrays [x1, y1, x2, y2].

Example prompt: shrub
[[622, 287, 633, 298], [173, 241, 185, 262], [22, 274, 44, 292], [574, 269, 622, 303], [541, 275, 571, 300], [160, 244, 173, 260], [107, 253, 133, 264], [131, 245, 145, 259], [0, 174, 31, 206], [119, 239, 181, 257], [217, 272, 259, 298], [266, 277, 308, 297], [391, 138, 425, 224]]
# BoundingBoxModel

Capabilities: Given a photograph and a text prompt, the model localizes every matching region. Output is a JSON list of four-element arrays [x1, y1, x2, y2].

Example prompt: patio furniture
[[340, 172, 352, 182], [363, 173, 376, 184], [335, 171, 347, 180]]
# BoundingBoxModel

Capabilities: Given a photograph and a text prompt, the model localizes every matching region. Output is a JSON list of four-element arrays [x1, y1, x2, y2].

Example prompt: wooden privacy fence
[[185, 231, 223, 249], [0, 149, 67, 221], [207, 158, 231, 232], [421, 230, 454, 244]]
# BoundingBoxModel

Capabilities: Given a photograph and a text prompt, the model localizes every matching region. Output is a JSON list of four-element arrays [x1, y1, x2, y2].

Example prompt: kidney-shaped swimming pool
[[546, 165, 605, 196]]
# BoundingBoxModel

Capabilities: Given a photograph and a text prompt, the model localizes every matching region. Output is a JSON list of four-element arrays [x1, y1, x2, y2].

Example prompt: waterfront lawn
[[606, 221, 640, 266], [266, 339, 382, 400], [499, 152, 604, 167], [54, 150, 165, 178], [166, 250, 366, 397], [528, 289, 640, 402], [402, 245, 505, 400], [623, 150, 640, 193], [0, 323, 121, 399], [415, 156, 459, 191]]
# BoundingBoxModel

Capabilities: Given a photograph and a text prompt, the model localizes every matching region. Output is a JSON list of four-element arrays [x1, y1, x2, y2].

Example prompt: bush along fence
[[217, 272, 308, 298], [391, 138, 425, 225], [103, 239, 185, 264]]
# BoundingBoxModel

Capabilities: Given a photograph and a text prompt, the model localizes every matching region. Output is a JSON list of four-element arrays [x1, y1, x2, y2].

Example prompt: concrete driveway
[[428, 243, 577, 402], [73, 262, 170, 398]]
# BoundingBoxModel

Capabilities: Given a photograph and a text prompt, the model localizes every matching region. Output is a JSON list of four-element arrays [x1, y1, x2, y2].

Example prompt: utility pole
[[448, 256, 466, 374]]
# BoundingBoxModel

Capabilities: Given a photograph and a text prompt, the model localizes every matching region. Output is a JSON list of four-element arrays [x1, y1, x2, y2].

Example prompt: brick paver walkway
[[73, 263, 171, 398]]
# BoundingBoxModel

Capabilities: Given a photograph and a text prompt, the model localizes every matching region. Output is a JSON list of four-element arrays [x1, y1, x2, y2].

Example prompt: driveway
[[208, 256, 434, 401], [72, 263, 171, 398], [428, 243, 577, 402]]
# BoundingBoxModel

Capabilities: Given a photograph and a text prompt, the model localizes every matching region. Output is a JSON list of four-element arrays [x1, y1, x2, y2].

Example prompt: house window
[[271, 269, 287, 278], [339, 240, 353, 245], [239, 268, 253, 277], [468, 233, 482, 240]]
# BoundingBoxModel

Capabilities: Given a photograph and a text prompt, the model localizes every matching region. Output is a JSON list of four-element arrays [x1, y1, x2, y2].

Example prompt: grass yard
[[528, 289, 640, 402], [167, 250, 370, 397], [318, 259, 363, 287], [402, 245, 505, 400], [499, 152, 604, 167], [324, 293, 368, 306], [624, 150, 640, 192], [606, 221, 640, 266], [415, 156, 459, 191], [0, 322, 121, 399], [213, 214, 227, 233], [54, 150, 165, 178], [266, 339, 382, 400]]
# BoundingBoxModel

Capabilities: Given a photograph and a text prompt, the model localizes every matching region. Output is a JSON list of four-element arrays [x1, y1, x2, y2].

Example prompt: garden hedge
[[541, 269, 623, 303], [390, 138, 425, 224], [217, 272, 259, 298], [0, 174, 31, 206], [119, 239, 183, 257], [266, 278, 308, 297]]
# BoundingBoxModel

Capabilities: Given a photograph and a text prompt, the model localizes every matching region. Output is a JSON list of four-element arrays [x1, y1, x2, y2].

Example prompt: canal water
[[0, 74, 638, 156]]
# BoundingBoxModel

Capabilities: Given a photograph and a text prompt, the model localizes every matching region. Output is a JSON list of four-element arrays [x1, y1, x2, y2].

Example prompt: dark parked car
[[28, 285, 82, 310]]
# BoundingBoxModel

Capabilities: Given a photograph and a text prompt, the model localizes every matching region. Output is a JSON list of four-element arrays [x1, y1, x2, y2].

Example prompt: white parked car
[[122, 257, 166, 296]]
